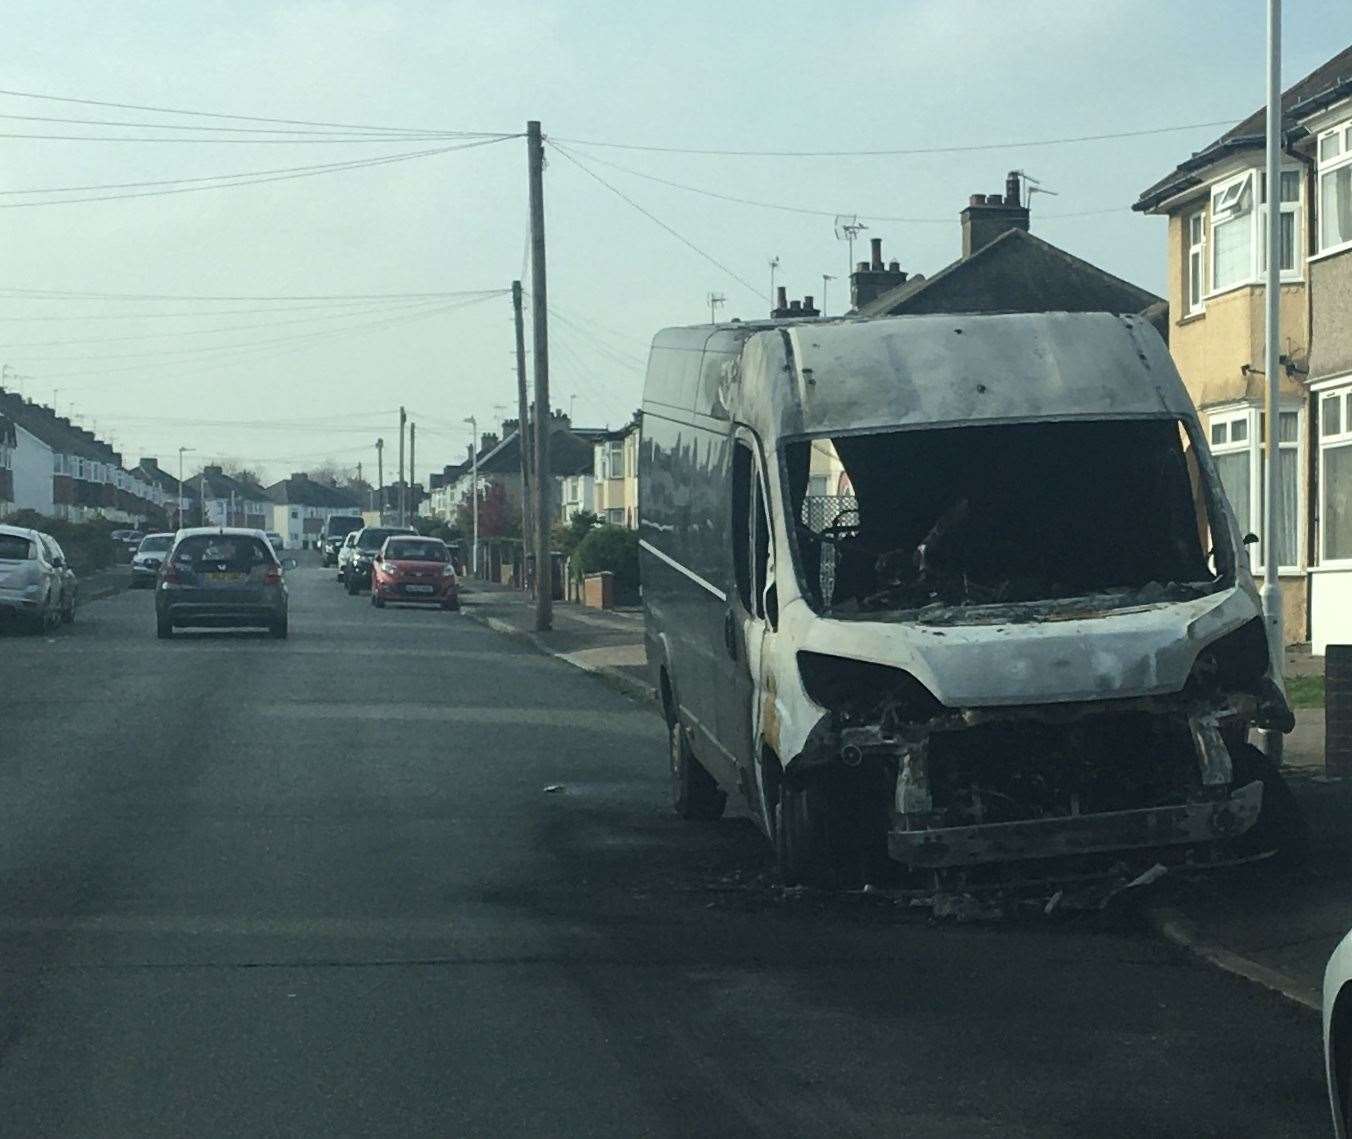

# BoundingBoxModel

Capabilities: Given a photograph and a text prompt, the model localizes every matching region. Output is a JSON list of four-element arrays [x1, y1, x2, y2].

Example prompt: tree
[[456, 480, 521, 540], [574, 524, 639, 600], [550, 510, 600, 560]]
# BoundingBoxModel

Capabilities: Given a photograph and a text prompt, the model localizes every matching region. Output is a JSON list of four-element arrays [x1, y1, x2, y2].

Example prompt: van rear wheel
[[670, 722, 726, 820]]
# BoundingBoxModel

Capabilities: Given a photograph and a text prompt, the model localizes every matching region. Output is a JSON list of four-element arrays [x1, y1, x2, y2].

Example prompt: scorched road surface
[[0, 561, 1329, 1137]]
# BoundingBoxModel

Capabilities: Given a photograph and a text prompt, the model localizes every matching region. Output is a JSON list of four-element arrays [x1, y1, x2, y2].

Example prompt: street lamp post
[[177, 446, 194, 529], [464, 416, 478, 580]]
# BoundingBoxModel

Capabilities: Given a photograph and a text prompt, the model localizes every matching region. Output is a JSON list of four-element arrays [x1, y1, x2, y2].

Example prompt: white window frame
[[1186, 209, 1206, 314], [608, 441, 625, 479], [1317, 119, 1352, 256], [1316, 377, 1352, 568], [1208, 403, 1303, 574], [1259, 169, 1302, 279], [1210, 171, 1256, 293]]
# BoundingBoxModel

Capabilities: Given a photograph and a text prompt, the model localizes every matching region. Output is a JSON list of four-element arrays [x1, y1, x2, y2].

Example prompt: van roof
[[660, 311, 1192, 439]]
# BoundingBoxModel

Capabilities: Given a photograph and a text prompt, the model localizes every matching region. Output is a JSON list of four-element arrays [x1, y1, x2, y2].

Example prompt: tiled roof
[[1134, 44, 1352, 212]]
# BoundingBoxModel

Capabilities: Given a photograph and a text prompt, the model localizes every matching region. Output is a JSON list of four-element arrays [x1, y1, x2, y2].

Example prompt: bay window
[[1319, 383, 1352, 563], [1209, 405, 1301, 571], [1318, 120, 1352, 253], [1259, 170, 1300, 273]]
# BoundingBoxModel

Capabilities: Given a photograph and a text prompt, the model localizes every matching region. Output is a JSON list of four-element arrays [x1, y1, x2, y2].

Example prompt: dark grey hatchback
[[155, 527, 294, 639]]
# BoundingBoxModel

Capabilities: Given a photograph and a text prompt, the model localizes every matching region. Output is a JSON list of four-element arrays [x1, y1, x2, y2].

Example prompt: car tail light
[[263, 566, 282, 585], [441, 564, 456, 578], [162, 563, 183, 585]]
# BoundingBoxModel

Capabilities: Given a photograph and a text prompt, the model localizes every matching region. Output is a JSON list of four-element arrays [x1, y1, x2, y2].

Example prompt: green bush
[[0, 510, 121, 574], [573, 524, 639, 600]]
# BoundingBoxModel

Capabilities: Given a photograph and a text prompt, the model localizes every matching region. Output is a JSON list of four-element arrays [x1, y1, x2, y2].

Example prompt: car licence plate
[[207, 571, 245, 583], [404, 584, 434, 594]]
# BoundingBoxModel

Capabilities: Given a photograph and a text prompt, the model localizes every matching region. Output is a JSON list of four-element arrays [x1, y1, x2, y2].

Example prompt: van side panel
[[640, 330, 738, 783]]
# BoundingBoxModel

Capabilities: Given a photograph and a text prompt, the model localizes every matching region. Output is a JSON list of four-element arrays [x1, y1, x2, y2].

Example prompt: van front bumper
[[888, 780, 1262, 868]]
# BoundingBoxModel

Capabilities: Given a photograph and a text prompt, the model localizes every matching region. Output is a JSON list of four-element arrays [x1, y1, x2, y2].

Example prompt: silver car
[[155, 527, 294, 640], [130, 532, 175, 589], [336, 530, 360, 582], [0, 523, 66, 633]]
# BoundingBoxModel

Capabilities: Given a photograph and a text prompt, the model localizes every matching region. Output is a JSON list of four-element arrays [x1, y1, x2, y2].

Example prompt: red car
[[370, 536, 459, 611]]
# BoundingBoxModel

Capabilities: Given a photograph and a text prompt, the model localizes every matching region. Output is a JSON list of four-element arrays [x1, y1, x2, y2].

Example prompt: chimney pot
[[776, 285, 788, 309], [857, 260, 869, 272], [970, 194, 986, 206], [1005, 170, 1021, 206], [788, 299, 802, 313], [803, 295, 814, 310], [888, 260, 900, 272], [870, 237, 883, 270]]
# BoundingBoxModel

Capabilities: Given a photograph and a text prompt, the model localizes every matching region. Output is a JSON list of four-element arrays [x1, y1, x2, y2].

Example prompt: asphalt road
[[0, 560, 1333, 1137]]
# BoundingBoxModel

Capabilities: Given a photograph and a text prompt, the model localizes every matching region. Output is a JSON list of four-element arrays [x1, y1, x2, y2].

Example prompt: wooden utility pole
[[527, 121, 552, 630], [409, 422, 417, 521], [397, 406, 407, 526], [376, 438, 384, 518], [512, 280, 532, 577]]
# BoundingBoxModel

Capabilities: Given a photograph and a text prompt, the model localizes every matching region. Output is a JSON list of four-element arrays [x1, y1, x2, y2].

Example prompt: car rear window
[[138, 536, 173, 553], [384, 540, 447, 562], [0, 534, 34, 560], [172, 535, 276, 568], [357, 528, 412, 549]]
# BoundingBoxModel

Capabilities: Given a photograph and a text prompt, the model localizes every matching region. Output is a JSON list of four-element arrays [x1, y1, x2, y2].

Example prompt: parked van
[[638, 311, 1299, 890]]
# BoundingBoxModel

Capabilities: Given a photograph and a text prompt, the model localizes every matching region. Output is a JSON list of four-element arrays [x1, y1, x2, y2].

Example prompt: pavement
[[464, 581, 1352, 1020], [0, 561, 1337, 1136]]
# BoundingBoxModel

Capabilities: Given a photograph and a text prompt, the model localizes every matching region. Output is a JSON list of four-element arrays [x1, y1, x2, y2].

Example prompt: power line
[[548, 142, 761, 301], [0, 286, 504, 302], [546, 143, 1126, 223], [22, 294, 502, 384], [551, 117, 1238, 158], [0, 130, 496, 144], [0, 137, 512, 207], [0, 297, 460, 348], [0, 144, 499, 197], [0, 298, 469, 321], [0, 111, 501, 139], [0, 87, 497, 136]]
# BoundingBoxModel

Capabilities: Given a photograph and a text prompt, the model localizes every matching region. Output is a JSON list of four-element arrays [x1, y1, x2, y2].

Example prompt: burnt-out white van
[[638, 311, 1300, 890]]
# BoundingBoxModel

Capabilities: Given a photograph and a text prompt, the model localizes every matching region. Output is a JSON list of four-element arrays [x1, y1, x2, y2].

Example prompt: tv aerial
[[834, 215, 868, 279]]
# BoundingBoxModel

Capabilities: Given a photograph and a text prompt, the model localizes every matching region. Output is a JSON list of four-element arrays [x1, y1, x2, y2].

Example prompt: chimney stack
[[850, 237, 908, 310], [960, 171, 1031, 257]]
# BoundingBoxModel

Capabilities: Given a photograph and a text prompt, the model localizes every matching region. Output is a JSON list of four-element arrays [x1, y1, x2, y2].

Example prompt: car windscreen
[[383, 540, 447, 562], [172, 535, 276, 569], [784, 418, 1222, 619], [138, 536, 173, 553], [328, 517, 362, 535], [0, 534, 34, 560]]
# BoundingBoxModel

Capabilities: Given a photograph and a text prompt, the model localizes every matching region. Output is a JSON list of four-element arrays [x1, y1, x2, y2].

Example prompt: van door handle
[[723, 608, 738, 661]]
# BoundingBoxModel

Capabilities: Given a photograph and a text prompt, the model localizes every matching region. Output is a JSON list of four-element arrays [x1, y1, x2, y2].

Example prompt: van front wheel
[[670, 722, 726, 821], [776, 772, 868, 889]]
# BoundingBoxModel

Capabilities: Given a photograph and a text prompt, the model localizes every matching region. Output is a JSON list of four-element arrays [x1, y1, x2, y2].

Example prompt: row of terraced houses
[[0, 389, 367, 546]]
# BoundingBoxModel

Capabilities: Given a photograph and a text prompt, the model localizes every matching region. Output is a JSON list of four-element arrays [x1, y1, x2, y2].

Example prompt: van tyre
[[270, 617, 288, 640], [156, 614, 172, 639], [670, 722, 726, 820], [346, 574, 360, 595], [1230, 742, 1309, 866], [371, 593, 385, 608]]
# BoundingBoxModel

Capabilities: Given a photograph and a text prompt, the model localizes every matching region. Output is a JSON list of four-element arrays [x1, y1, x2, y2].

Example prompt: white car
[[1326, 929, 1352, 1136]]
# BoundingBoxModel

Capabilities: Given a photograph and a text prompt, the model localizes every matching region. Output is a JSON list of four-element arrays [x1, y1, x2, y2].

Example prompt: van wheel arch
[[1333, 982, 1352, 1131]]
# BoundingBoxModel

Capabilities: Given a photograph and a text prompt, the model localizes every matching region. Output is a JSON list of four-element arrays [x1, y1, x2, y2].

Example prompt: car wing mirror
[[1242, 532, 1259, 546], [50, 556, 64, 568]]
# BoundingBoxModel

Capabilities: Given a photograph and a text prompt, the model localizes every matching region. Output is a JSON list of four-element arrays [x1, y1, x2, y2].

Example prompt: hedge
[[573, 524, 639, 600]]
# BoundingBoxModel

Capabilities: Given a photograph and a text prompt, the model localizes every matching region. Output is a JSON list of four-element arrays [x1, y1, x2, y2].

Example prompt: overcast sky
[[1, 0, 1349, 485]]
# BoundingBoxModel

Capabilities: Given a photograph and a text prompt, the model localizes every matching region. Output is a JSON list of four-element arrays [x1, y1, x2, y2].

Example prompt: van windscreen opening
[[785, 418, 1226, 620]]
